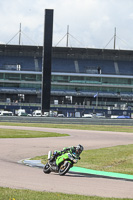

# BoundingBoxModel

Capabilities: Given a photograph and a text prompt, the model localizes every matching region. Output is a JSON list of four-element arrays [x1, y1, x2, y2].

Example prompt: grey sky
[[0, 0, 133, 50]]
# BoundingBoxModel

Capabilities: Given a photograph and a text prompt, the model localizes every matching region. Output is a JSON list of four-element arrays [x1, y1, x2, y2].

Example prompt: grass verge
[[33, 144, 133, 175], [0, 122, 133, 132], [0, 129, 69, 138], [0, 187, 131, 200]]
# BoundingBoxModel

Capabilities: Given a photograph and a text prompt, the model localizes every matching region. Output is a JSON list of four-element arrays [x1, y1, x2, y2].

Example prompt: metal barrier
[[0, 116, 133, 125]]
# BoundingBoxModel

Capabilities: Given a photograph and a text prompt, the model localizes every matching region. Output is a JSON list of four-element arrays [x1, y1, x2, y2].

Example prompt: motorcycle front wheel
[[43, 163, 51, 174], [59, 162, 71, 176]]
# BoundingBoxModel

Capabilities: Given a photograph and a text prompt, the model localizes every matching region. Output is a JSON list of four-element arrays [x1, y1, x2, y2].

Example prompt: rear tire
[[43, 163, 51, 174], [59, 162, 71, 176]]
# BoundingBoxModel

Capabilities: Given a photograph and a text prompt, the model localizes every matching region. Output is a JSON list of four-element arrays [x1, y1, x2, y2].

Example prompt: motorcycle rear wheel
[[59, 162, 71, 176], [43, 163, 51, 174]]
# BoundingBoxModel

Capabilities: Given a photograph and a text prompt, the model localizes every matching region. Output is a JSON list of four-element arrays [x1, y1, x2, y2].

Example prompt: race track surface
[[0, 125, 133, 198]]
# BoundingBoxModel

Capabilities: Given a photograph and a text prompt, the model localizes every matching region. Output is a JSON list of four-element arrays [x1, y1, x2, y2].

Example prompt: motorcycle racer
[[49, 144, 84, 162]]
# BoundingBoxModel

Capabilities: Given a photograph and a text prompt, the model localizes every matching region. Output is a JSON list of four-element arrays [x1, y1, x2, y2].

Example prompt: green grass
[[0, 187, 131, 200], [33, 144, 133, 175], [0, 129, 69, 138], [0, 122, 133, 132], [77, 144, 133, 175]]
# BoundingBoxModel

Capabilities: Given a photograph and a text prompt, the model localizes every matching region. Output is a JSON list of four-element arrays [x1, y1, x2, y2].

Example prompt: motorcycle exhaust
[[48, 151, 52, 160]]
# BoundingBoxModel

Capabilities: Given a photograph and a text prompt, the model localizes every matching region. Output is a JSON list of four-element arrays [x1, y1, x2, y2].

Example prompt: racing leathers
[[49, 145, 83, 162]]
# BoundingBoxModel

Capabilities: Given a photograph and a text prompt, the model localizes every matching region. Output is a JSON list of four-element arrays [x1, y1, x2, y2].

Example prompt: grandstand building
[[0, 44, 133, 115]]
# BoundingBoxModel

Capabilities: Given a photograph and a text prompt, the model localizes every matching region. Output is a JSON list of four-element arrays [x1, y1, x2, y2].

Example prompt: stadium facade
[[0, 44, 133, 116]]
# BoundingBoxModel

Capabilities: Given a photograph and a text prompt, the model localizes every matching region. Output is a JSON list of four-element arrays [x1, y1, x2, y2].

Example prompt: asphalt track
[[0, 125, 133, 198]]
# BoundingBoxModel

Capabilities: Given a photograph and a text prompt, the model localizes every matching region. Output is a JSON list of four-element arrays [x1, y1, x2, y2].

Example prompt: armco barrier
[[0, 116, 133, 125]]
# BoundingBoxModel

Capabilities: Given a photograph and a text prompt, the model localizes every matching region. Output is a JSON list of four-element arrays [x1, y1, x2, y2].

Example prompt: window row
[[0, 73, 133, 86], [0, 82, 132, 93]]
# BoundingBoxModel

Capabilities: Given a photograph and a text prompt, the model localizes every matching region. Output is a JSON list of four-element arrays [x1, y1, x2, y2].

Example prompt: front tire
[[59, 162, 71, 176], [43, 163, 51, 174]]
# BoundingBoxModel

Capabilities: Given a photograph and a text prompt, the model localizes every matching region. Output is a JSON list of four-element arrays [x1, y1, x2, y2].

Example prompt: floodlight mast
[[19, 23, 21, 45], [66, 25, 69, 47], [114, 27, 116, 50]]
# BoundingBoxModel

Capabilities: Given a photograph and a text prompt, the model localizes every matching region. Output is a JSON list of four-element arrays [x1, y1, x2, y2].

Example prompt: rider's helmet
[[76, 144, 84, 154]]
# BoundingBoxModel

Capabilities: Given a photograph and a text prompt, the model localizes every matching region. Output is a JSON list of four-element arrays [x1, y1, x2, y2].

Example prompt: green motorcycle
[[43, 151, 79, 176]]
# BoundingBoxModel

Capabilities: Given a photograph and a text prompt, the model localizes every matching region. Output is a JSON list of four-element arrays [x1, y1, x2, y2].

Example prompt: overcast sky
[[1, 0, 133, 50]]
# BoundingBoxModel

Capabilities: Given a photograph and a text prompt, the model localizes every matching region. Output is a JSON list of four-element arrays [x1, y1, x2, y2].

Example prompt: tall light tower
[[41, 9, 54, 114]]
